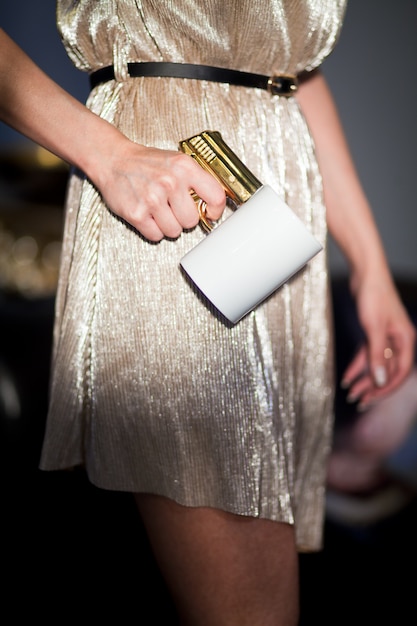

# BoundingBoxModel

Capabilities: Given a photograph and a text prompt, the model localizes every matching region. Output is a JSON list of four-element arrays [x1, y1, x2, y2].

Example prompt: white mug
[[180, 184, 322, 324]]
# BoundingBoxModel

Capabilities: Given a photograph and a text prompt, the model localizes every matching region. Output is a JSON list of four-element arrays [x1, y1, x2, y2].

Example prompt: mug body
[[180, 185, 322, 323]]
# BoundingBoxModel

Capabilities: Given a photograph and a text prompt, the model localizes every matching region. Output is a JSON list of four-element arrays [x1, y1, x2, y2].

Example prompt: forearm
[[0, 28, 127, 186], [296, 70, 415, 400], [295, 70, 391, 291], [0, 29, 226, 241]]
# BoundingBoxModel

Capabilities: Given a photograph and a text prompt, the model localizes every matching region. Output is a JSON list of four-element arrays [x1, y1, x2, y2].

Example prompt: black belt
[[89, 62, 298, 97]]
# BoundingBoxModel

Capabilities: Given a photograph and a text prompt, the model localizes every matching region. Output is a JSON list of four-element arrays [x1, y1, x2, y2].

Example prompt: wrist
[[77, 119, 134, 189], [349, 260, 394, 299]]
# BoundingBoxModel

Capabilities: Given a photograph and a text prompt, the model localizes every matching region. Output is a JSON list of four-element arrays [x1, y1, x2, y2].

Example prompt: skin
[[0, 29, 226, 241], [296, 70, 415, 410], [1, 27, 415, 625], [135, 495, 299, 626], [327, 366, 417, 493]]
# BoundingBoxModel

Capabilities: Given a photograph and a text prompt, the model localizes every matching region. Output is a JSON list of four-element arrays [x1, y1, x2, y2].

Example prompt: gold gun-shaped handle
[[179, 130, 262, 231]]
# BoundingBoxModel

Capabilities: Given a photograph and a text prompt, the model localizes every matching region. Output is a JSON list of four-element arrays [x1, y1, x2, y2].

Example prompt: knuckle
[[169, 152, 192, 177], [182, 207, 200, 229], [157, 172, 176, 195], [166, 225, 182, 240], [147, 231, 164, 243], [213, 190, 227, 213]]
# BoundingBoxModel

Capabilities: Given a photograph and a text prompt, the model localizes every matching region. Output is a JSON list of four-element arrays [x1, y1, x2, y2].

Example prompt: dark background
[[1, 2, 416, 624]]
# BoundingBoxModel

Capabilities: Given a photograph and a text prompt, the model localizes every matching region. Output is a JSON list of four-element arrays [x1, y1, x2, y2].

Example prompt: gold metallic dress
[[40, 0, 347, 551]]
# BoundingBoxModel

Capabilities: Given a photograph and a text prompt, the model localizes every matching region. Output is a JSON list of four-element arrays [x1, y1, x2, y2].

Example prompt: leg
[[135, 493, 299, 626]]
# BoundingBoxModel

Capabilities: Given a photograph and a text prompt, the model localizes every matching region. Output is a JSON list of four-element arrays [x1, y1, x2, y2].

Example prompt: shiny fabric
[[41, 0, 347, 551]]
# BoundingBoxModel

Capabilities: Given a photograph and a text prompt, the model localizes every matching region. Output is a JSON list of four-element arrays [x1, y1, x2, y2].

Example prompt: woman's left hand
[[341, 275, 416, 410]]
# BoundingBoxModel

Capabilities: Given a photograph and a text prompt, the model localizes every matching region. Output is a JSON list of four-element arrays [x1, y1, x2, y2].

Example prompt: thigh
[[135, 493, 299, 626]]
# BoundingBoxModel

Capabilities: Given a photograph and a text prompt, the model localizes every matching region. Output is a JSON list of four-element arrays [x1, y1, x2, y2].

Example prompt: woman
[[0, 2, 414, 624]]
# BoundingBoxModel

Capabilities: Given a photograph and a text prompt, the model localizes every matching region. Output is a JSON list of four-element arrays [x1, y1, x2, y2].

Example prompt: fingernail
[[374, 365, 387, 388]]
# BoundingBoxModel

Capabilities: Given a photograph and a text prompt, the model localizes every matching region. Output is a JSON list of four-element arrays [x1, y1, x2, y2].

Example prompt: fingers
[[390, 325, 416, 385], [341, 345, 375, 408], [190, 169, 226, 222], [350, 367, 417, 455], [341, 322, 416, 411], [368, 324, 392, 389], [373, 313, 416, 396], [340, 273, 416, 411], [105, 147, 226, 242], [119, 187, 181, 242], [145, 187, 195, 239], [165, 155, 226, 230], [341, 345, 368, 390], [342, 345, 393, 410]]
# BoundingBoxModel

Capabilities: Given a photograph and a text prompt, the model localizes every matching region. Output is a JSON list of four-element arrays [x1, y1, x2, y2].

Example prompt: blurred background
[[1, 2, 416, 624]]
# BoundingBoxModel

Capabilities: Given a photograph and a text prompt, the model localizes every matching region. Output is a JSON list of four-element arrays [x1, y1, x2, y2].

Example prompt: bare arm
[[0, 28, 225, 241], [296, 70, 415, 407]]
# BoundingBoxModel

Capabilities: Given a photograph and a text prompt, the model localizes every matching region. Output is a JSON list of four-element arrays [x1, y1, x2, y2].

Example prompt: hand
[[93, 139, 226, 242], [327, 367, 417, 493], [341, 275, 416, 410]]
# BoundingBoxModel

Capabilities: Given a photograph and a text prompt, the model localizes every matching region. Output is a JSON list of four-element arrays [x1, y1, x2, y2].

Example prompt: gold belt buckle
[[267, 74, 298, 97]]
